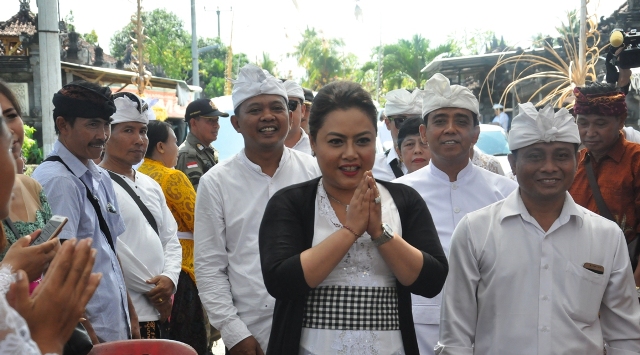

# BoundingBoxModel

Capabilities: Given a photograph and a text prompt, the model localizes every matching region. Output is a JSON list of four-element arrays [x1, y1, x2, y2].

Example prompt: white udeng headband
[[111, 96, 150, 124], [231, 64, 288, 109], [421, 73, 479, 118], [508, 103, 580, 151]]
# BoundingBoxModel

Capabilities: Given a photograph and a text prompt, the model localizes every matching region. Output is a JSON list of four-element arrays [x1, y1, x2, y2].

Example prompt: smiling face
[[421, 107, 479, 168], [56, 116, 111, 165], [311, 108, 377, 193], [509, 141, 577, 205], [398, 133, 431, 173], [0, 118, 16, 219], [0, 93, 24, 160], [576, 113, 625, 160], [231, 94, 290, 152], [104, 122, 149, 167]]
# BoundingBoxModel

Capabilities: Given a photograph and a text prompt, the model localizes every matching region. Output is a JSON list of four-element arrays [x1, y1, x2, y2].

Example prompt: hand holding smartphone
[[31, 215, 68, 246]]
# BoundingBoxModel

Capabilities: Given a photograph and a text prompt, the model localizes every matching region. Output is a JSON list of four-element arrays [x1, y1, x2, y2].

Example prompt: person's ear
[[55, 116, 68, 134], [157, 141, 165, 154], [384, 117, 392, 131], [419, 124, 427, 145], [618, 113, 627, 130], [508, 153, 517, 176], [231, 115, 241, 133], [471, 124, 480, 144], [301, 103, 307, 116]]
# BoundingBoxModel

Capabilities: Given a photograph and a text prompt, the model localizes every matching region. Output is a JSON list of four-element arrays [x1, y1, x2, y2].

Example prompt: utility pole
[[578, 0, 587, 84], [191, 0, 199, 99], [217, 7, 221, 39], [37, 0, 62, 155]]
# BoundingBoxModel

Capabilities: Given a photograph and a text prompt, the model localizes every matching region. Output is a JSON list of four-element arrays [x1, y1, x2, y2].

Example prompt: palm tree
[[291, 28, 351, 90], [259, 52, 278, 77]]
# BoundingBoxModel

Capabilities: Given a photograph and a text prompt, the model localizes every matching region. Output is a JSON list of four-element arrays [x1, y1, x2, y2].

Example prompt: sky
[[15, 0, 624, 77]]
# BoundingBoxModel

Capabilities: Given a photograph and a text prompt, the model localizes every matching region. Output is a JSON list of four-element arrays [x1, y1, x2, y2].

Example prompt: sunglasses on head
[[288, 100, 302, 112], [388, 115, 420, 129]]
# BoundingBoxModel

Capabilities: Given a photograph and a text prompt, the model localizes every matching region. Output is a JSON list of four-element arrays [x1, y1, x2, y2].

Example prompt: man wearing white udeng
[[393, 73, 516, 355], [436, 103, 640, 354], [194, 64, 319, 355]]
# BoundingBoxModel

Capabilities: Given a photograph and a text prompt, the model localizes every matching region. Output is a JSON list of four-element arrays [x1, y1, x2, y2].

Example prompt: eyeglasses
[[288, 100, 302, 112], [388, 115, 421, 129]]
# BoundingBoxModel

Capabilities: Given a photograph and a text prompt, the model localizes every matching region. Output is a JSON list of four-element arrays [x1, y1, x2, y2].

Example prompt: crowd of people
[[0, 51, 639, 355]]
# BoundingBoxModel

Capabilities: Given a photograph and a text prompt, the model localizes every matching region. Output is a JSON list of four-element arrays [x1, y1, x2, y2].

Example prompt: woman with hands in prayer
[[259, 81, 448, 355]]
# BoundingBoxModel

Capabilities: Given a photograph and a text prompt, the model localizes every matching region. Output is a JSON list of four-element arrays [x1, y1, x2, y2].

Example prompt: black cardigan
[[259, 177, 448, 355]]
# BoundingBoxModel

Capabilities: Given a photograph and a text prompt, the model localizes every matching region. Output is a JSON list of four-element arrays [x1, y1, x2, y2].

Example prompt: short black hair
[[309, 81, 378, 140], [396, 117, 424, 149], [145, 120, 173, 158], [424, 109, 479, 127]]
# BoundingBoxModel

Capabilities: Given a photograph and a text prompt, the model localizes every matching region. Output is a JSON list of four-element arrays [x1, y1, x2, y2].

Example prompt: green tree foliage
[[291, 28, 358, 90], [360, 35, 455, 95], [110, 9, 192, 80], [22, 124, 42, 164], [83, 30, 99, 46], [259, 53, 278, 78]]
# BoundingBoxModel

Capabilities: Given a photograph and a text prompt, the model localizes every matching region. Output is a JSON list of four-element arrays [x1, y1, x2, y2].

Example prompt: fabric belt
[[302, 285, 399, 331], [177, 231, 194, 240]]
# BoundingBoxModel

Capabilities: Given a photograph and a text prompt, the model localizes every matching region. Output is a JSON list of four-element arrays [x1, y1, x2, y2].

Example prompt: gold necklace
[[326, 191, 349, 212]]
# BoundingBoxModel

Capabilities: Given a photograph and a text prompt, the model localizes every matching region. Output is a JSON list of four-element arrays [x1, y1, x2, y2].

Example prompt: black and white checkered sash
[[302, 285, 399, 331]]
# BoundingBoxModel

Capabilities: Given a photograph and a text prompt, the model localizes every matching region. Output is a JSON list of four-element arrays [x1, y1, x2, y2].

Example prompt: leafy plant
[[22, 124, 43, 164]]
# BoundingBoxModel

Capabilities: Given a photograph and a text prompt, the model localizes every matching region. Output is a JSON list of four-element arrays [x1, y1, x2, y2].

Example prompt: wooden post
[[37, 0, 62, 155]]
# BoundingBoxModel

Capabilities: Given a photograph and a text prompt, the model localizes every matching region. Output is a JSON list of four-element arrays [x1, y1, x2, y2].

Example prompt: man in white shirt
[[373, 89, 422, 180], [491, 103, 509, 131], [436, 103, 640, 354], [394, 73, 517, 355], [283, 80, 312, 155], [100, 92, 182, 339], [194, 64, 320, 355]]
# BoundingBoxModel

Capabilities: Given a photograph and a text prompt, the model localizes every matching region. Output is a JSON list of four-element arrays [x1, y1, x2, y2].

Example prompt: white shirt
[[112, 171, 182, 322], [393, 162, 517, 325], [492, 112, 509, 131], [372, 149, 407, 182], [436, 191, 640, 355], [299, 180, 404, 355], [623, 126, 640, 144], [292, 128, 313, 155], [194, 148, 321, 350]]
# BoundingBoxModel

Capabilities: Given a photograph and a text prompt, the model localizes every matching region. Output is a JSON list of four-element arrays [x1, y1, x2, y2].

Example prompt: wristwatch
[[373, 223, 394, 247]]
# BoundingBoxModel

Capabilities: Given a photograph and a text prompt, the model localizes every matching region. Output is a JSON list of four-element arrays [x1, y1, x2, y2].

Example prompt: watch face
[[382, 223, 393, 236]]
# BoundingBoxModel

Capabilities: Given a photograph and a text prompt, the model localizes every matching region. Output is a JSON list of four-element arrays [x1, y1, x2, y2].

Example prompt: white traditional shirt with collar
[[291, 128, 313, 155], [393, 160, 517, 355], [436, 191, 640, 355], [194, 147, 321, 351], [372, 148, 407, 182], [110, 170, 182, 322]]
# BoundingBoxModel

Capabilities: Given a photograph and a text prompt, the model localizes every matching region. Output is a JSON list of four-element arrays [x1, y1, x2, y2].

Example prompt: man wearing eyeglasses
[[372, 89, 422, 181], [283, 80, 312, 155], [177, 98, 230, 191]]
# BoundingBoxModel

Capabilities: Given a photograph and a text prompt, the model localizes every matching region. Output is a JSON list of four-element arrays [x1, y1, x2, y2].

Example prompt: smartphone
[[31, 215, 68, 246]]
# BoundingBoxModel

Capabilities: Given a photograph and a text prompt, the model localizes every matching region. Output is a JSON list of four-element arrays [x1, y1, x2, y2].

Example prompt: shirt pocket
[[562, 261, 607, 324]]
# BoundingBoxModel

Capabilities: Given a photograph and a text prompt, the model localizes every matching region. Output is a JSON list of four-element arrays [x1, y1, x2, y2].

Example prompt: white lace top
[[298, 180, 405, 355], [0, 265, 55, 355]]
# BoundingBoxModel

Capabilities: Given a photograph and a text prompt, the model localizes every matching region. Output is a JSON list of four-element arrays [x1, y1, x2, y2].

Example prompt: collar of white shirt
[[239, 146, 291, 175], [499, 190, 584, 230], [428, 159, 473, 183]]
